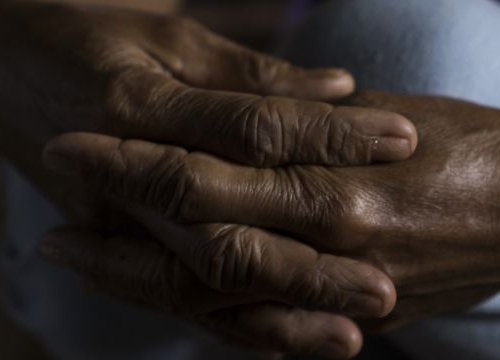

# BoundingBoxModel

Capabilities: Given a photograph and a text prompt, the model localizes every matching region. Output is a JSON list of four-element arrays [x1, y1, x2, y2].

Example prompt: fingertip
[[341, 261, 396, 319], [389, 113, 418, 155], [308, 68, 356, 100], [373, 275, 397, 318], [328, 107, 418, 165], [323, 69, 356, 98], [344, 324, 363, 359], [284, 68, 355, 101], [364, 112, 418, 162], [359, 268, 397, 319], [317, 316, 363, 359]]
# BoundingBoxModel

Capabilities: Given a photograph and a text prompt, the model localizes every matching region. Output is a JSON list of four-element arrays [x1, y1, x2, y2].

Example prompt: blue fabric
[[281, 0, 500, 108], [277, 0, 500, 359]]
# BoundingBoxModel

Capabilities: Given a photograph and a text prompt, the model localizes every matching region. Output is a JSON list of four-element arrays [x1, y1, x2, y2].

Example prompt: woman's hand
[[42, 92, 500, 335], [40, 223, 390, 359], [0, 2, 416, 224]]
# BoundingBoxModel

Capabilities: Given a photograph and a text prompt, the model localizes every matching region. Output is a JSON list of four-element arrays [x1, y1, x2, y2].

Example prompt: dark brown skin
[[0, 3, 419, 360], [42, 92, 500, 357], [0, 2, 415, 225]]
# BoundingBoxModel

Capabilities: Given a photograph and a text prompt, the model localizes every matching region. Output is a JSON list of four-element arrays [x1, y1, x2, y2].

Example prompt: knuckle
[[242, 52, 290, 93], [307, 177, 373, 251], [335, 185, 383, 251], [241, 98, 283, 167], [241, 53, 268, 92], [116, 142, 188, 208], [155, 16, 209, 54], [106, 71, 137, 129], [85, 140, 130, 194], [192, 226, 262, 291], [154, 153, 201, 223], [106, 68, 173, 135], [287, 258, 347, 311], [326, 108, 375, 166], [106, 71, 145, 129], [332, 116, 359, 166], [286, 169, 351, 238], [90, 33, 161, 74]]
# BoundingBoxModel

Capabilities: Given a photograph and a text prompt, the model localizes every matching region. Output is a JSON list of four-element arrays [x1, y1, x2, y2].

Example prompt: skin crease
[[42, 91, 500, 357], [0, 3, 421, 359], [0, 2, 416, 225]]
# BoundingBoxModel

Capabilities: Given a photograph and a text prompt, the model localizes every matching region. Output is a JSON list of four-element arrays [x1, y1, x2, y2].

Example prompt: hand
[[41, 224, 387, 359], [1, 4, 416, 357], [42, 92, 500, 335], [0, 2, 415, 224]]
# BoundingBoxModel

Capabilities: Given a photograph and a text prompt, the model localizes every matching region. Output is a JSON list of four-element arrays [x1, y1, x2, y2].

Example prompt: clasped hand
[[6, 3, 500, 360], [42, 92, 500, 358]]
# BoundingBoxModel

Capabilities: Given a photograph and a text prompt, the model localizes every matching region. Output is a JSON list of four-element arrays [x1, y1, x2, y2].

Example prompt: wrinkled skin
[[42, 225, 379, 359], [0, 2, 416, 224], [0, 3, 421, 359], [42, 92, 500, 357]]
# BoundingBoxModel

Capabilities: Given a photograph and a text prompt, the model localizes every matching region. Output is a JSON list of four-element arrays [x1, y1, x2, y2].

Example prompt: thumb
[[148, 17, 355, 101]]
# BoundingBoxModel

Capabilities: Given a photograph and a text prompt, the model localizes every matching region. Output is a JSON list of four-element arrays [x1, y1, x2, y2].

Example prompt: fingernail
[[344, 291, 385, 318], [350, 110, 417, 162], [371, 136, 413, 162], [317, 341, 349, 359]]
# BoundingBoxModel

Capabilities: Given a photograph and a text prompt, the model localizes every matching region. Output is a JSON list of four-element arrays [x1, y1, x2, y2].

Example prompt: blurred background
[[32, 0, 292, 49]]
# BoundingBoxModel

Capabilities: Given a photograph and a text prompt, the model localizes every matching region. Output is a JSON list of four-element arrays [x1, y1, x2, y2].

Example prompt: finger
[[106, 67, 417, 166], [156, 223, 396, 318], [359, 284, 500, 335], [39, 226, 262, 315], [41, 135, 396, 317], [42, 133, 369, 245], [201, 303, 363, 359], [39, 229, 362, 359], [145, 17, 355, 100], [40, 223, 393, 320], [42, 136, 397, 317]]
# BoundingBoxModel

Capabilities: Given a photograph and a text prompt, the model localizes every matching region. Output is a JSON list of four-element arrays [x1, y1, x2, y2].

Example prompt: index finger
[[106, 67, 417, 167], [40, 227, 364, 358]]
